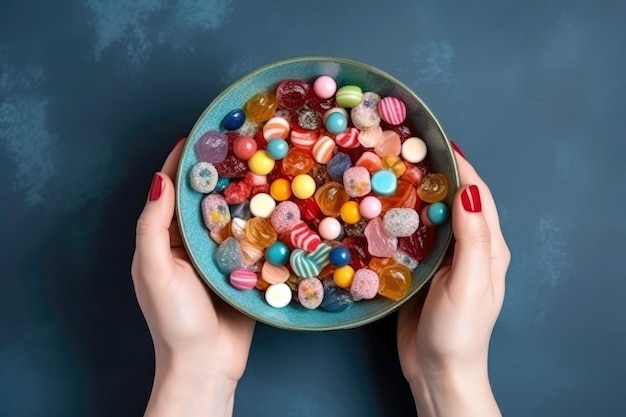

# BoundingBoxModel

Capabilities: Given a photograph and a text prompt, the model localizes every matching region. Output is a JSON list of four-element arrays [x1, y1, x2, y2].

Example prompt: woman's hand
[[397, 148, 510, 417], [131, 139, 255, 417]]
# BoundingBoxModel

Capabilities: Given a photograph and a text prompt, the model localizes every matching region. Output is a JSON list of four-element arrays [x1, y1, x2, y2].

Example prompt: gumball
[[270, 178, 292, 201], [266, 137, 289, 160], [340, 201, 362, 224], [333, 265, 355, 288], [248, 150, 275, 175], [233, 136, 257, 160], [319, 217, 342, 240], [329, 246, 352, 267], [359, 196, 382, 219], [313, 75, 337, 99], [291, 174, 316, 199], [265, 241, 291, 266]]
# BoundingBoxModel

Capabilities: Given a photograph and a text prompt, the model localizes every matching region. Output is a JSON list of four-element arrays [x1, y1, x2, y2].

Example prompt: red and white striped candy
[[229, 267, 257, 291], [312, 135, 335, 164], [263, 116, 291, 140], [378, 97, 407, 126], [290, 126, 319, 148], [335, 127, 360, 148], [290, 222, 321, 252]]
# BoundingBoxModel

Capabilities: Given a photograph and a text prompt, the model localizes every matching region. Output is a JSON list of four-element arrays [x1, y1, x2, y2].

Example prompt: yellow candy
[[270, 178, 292, 201], [382, 156, 407, 177], [333, 265, 355, 288], [340, 201, 362, 224], [248, 150, 275, 175], [291, 174, 316, 199]]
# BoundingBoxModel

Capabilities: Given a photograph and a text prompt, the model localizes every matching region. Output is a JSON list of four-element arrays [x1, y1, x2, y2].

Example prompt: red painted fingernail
[[172, 135, 186, 151], [450, 140, 466, 159], [461, 185, 482, 212], [149, 173, 163, 201]]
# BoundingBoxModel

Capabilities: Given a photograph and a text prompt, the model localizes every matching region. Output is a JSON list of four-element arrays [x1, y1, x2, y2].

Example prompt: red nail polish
[[450, 140, 466, 159], [461, 185, 482, 212], [172, 135, 186, 151], [149, 173, 163, 201]]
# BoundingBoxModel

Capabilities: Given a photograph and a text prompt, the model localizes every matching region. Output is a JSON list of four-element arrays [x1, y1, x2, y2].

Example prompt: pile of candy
[[188, 75, 450, 311]]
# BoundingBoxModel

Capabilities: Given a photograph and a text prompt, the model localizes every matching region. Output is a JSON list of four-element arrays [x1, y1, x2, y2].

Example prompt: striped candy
[[290, 243, 332, 278], [290, 221, 321, 252], [335, 85, 363, 108], [290, 126, 319, 148], [230, 268, 257, 291], [358, 126, 384, 148], [261, 262, 290, 284], [312, 135, 335, 164], [263, 116, 290, 140], [378, 97, 407, 126], [335, 127, 360, 148]]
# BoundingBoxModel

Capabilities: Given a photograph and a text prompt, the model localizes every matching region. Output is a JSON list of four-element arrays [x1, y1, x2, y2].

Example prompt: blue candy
[[214, 177, 230, 193], [265, 241, 290, 266], [427, 202, 450, 225], [320, 285, 354, 312], [222, 109, 246, 131], [229, 199, 251, 220], [325, 111, 348, 134], [327, 152, 352, 182], [329, 246, 351, 267], [215, 237, 243, 274], [266, 137, 289, 160], [371, 170, 397, 196]]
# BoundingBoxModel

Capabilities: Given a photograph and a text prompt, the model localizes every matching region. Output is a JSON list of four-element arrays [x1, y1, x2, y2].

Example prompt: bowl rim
[[176, 55, 460, 331]]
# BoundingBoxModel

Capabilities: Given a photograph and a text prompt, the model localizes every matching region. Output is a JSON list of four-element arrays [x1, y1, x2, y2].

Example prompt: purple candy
[[195, 130, 228, 164]]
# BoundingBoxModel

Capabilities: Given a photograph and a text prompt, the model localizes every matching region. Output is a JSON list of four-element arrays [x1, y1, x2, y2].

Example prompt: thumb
[[449, 184, 491, 285], [135, 172, 176, 276]]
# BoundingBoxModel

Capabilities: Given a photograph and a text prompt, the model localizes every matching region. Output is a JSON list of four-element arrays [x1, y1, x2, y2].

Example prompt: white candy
[[318, 217, 342, 240], [401, 137, 427, 163], [249, 193, 276, 218], [265, 283, 292, 308]]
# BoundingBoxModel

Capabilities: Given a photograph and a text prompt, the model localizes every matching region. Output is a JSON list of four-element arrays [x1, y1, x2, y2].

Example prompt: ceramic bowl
[[176, 56, 459, 331]]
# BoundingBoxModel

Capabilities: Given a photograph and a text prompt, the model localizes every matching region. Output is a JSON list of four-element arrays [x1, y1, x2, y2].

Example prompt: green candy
[[335, 85, 363, 108]]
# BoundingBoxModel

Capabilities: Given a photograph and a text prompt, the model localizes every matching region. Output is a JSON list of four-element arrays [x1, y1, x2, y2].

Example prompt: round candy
[[417, 173, 448, 203], [313, 75, 337, 99], [263, 117, 290, 140], [249, 193, 276, 218], [322, 107, 349, 124], [233, 135, 257, 160], [401, 137, 428, 163], [276, 79, 309, 110], [266, 137, 289, 160], [426, 202, 450, 225], [291, 174, 316, 199], [319, 217, 343, 240], [248, 150, 276, 175], [340, 201, 362, 224], [343, 166, 371, 197], [336, 85, 363, 108], [265, 283, 292, 308], [189, 162, 218, 193], [371, 170, 398, 196], [329, 246, 352, 267], [271, 201, 301, 234], [325, 111, 348, 134], [333, 265, 355, 288], [269, 178, 292, 201], [265, 241, 290, 266], [222, 109, 246, 131], [244, 92, 278, 122], [359, 195, 382, 219], [378, 97, 407, 125], [261, 262, 290, 284], [229, 268, 257, 291]]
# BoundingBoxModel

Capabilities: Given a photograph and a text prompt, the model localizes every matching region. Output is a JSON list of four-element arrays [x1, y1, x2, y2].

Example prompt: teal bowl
[[176, 56, 459, 331]]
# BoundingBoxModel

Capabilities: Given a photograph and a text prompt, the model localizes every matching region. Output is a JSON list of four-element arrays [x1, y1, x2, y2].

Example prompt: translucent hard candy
[[230, 267, 257, 291], [368, 257, 396, 274], [350, 268, 380, 301], [214, 136, 249, 178], [306, 86, 335, 113], [281, 147, 315, 177], [398, 223, 436, 261], [343, 166, 372, 197], [229, 199, 251, 220], [378, 263, 412, 301], [392, 125, 412, 140], [240, 239, 265, 266], [417, 173, 448, 203], [381, 156, 407, 177], [297, 277, 325, 309], [341, 236, 371, 270], [222, 109, 246, 131], [201, 194, 231, 231], [189, 162, 218, 193], [358, 126, 383, 148], [195, 130, 228, 164], [364, 217, 398, 258], [320, 285, 354, 312], [374, 130, 401, 158], [270, 201, 302, 234], [209, 220, 233, 244], [335, 127, 360, 148], [355, 151, 382, 173], [383, 208, 420, 237], [379, 179, 416, 213], [343, 218, 368, 237], [276, 79, 309, 110], [300, 197, 321, 228], [216, 237, 243, 274], [244, 92, 278, 122], [245, 217, 277, 248], [326, 152, 352, 182], [314, 181, 350, 217], [308, 163, 331, 188]]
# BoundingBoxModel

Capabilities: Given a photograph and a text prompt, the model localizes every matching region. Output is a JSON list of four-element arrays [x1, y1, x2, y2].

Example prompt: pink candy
[[350, 268, 380, 300], [378, 96, 407, 125], [343, 166, 372, 198], [364, 217, 397, 258], [290, 221, 321, 252], [313, 76, 337, 99], [335, 127, 360, 148], [271, 201, 301, 234], [230, 268, 257, 291]]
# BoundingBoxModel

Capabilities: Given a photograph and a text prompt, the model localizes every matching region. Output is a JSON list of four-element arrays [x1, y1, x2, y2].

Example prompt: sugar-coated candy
[[201, 194, 231, 231], [266, 137, 289, 160], [223, 181, 252, 205], [344, 218, 367, 237], [351, 92, 381, 130], [333, 265, 355, 288], [398, 223, 436, 261], [269, 178, 292, 201], [265, 283, 292, 308], [263, 117, 290, 141], [417, 173, 448, 203], [359, 195, 382, 219], [245, 217, 277, 248], [195, 130, 228, 164], [335, 127, 360, 148], [189, 162, 218, 193], [297, 106, 319, 130], [401, 137, 427, 163], [276, 79, 309, 110], [222, 109, 246, 131], [290, 125, 319, 149], [240, 239, 264, 265], [358, 126, 383, 148], [318, 217, 343, 240], [230, 217, 247, 240], [237, 120, 261, 137], [265, 241, 290, 266], [229, 200, 251, 220], [249, 193, 276, 218], [364, 217, 398, 258], [244, 92, 278, 122], [382, 155, 407, 177], [383, 208, 420, 237], [290, 243, 331, 278], [229, 268, 257, 291], [270, 201, 301, 234], [335, 85, 363, 108], [281, 147, 315, 176], [343, 166, 372, 197], [426, 202, 450, 225], [214, 177, 230, 193], [233, 136, 257, 160], [216, 237, 243, 274], [290, 221, 321, 252], [374, 130, 401, 158], [261, 261, 290, 284], [340, 201, 362, 224], [312, 135, 335, 164], [393, 249, 419, 270], [297, 278, 325, 310], [308, 163, 331, 187], [371, 169, 398, 196], [378, 263, 412, 301], [329, 246, 352, 267], [320, 285, 354, 312], [356, 151, 382, 173], [248, 150, 276, 175], [313, 75, 337, 99], [325, 111, 348, 134], [350, 268, 380, 301], [378, 97, 407, 125], [326, 152, 352, 182]]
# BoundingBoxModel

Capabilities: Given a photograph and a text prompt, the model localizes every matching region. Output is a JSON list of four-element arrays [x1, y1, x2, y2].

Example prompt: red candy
[[233, 136, 257, 160], [398, 223, 436, 261], [223, 181, 252, 204], [276, 79, 310, 110], [306, 87, 334, 113], [342, 236, 371, 270]]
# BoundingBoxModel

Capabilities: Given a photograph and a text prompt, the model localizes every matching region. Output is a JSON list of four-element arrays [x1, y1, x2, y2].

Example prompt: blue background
[[1, 1, 624, 416]]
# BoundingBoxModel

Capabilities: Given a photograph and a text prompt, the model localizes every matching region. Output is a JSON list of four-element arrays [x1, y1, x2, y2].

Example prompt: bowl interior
[[177, 56, 459, 331]]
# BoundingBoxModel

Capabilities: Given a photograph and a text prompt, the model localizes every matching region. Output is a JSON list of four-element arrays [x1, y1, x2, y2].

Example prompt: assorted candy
[[190, 74, 451, 311]]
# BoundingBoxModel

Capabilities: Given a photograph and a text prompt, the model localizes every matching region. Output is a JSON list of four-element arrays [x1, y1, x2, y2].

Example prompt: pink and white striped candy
[[290, 222, 321, 252], [229, 267, 257, 290], [312, 135, 335, 164], [378, 97, 407, 126], [335, 127, 360, 148], [263, 116, 291, 140], [290, 126, 319, 148]]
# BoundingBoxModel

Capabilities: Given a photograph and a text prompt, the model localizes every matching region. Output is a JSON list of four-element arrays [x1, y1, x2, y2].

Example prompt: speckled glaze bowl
[[176, 56, 459, 331]]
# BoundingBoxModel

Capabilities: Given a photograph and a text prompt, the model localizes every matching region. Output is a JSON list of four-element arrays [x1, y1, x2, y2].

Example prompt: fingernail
[[461, 185, 482, 213], [450, 141, 466, 159], [149, 173, 163, 201], [172, 135, 186, 151]]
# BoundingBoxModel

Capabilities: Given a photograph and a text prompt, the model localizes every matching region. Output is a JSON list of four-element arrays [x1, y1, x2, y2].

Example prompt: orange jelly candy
[[381, 156, 407, 177], [368, 257, 397, 274], [378, 263, 412, 301], [245, 217, 277, 248], [314, 181, 350, 217], [281, 147, 315, 177], [417, 173, 448, 203], [379, 179, 417, 213]]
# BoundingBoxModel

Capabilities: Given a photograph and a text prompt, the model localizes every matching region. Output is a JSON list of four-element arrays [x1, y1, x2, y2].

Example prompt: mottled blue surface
[[1, 1, 625, 416]]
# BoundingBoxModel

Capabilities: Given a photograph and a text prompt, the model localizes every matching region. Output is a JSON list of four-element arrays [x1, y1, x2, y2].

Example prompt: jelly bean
[[263, 116, 291, 141], [244, 92, 278, 122], [364, 217, 397, 258], [417, 173, 448, 203], [297, 106, 319, 130], [248, 150, 276, 175], [195, 130, 228, 164], [269, 178, 292, 201], [271, 201, 302, 234], [266, 137, 289, 160], [335, 85, 363, 108], [201, 194, 231, 231], [355, 151, 382, 173], [350, 268, 380, 301], [378, 264, 412, 301], [401, 137, 428, 163], [333, 265, 355, 288], [291, 174, 316, 199], [265, 283, 292, 308], [265, 241, 290, 266], [326, 152, 352, 182], [357, 126, 383, 148], [216, 237, 243, 274], [318, 217, 343, 240], [329, 246, 352, 267], [222, 109, 246, 131], [313, 75, 337, 99], [325, 111, 348, 134], [378, 97, 407, 125], [249, 193, 276, 218], [311, 135, 335, 164], [233, 135, 258, 160], [426, 202, 450, 225], [245, 217, 277, 248], [359, 195, 382, 219], [297, 277, 325, 310], [374, 130, 401, 158], [290, 221, 321, 252], [335, 127, 360, 148], [371, 169, 398, 196], [229, 267, 257, 291], [314, 181, 350, 217], [343, 166, 372, 197], [383, 208, 420, 237], [189, 162, 218, 193], [320, 285, 354, 312], [261, 261, 290, 284], [276, 79, 309, 110]]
